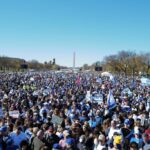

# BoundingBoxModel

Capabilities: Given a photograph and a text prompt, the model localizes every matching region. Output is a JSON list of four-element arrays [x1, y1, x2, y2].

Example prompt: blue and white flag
[[107, 90, 116, 109]]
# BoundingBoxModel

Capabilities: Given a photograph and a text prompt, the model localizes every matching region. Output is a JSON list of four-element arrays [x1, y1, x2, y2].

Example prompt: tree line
[[1, 50, 150, 75], [102, 50, 150, 76], [82, 50, 150, 76], [0, 56, 63, 71]]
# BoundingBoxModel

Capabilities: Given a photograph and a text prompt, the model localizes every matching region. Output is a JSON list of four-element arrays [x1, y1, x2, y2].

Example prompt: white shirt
[[108, 127, 121, 140], [97, 144, 106, 150]]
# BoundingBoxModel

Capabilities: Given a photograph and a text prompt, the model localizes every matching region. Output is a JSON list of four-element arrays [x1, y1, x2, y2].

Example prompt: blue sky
[[0, 0, 150, 67]]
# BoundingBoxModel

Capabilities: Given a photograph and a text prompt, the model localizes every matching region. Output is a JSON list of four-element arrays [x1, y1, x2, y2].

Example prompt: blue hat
[[6, 138, 13, 145], [3, 136, 13, 145], [53, 144, 61, 149], [42, 109, 47, 114], [0, 126, 7, 132], [66, 138, 74, 145], [124, 119, 130, 125]]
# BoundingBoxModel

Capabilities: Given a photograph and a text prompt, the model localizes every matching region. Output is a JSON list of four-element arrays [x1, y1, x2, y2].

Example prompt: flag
[[107, 90, 116, 109]]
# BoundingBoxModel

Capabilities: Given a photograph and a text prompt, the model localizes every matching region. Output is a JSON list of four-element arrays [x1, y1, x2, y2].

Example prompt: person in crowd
[[52, 143, 62, 150], [66, 138, 75, 150], [142, 133, 150, 150], [96, 134, 107, 150], [77, 135, 88, 150], [20, 140, 30, 150], [130, 127, 143, 149], [9, 123, 27, 148], [107, 120, 123, 148], [25, 122, 34, 142], [44, 126, 59, 149], [129, 142, 139, 150], [31, 130, 45, 150], [59, 130, 71, 149]]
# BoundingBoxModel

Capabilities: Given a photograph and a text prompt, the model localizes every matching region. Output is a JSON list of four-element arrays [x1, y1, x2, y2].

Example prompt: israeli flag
[[107, 90, 116, 109]]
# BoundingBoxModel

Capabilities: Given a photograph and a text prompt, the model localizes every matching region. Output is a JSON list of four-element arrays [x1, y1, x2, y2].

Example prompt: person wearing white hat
[[59, 130, 70, 150], [97, 134, 107, 150]]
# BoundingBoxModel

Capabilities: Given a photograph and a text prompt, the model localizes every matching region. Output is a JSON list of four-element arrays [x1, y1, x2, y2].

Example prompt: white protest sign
[[51, 114, 63, 125], [92, 93, 103, 104], [9, 111, 20, 118], [86, 91, 91, 101], [30, 77, 34, 81]]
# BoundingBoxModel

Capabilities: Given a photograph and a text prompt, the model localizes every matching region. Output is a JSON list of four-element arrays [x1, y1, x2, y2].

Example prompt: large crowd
[[0, 71, 149, 150]]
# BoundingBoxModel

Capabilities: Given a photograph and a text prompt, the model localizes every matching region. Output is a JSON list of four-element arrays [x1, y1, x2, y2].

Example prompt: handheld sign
[[9, 111, 20, 119], [51, 114, 63, 125], [86, 91, 91, 101]]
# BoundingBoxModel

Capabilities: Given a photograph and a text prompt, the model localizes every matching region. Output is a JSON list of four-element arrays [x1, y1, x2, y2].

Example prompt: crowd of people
[[0, 71, 149, 150]]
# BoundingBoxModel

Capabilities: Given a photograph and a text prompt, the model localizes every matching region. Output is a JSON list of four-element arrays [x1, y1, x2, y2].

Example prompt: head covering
[[63, 130, 70, 137], [53, 144, 61, 149], [43, 102, 48, 106], [33, 111, 38, 116], [145, 129, 150, 140], [99, 134, 105, 141], [4, 136, 13, 145], [114, 135, 122, 145], [42, 109, 47, 114], [111, 120, 116, 126], [33, 127, 39, 134], [0, 126, 7, 132], [124, 119, 130, 126], [49, 126, 54, 133], [66, 138, 74, 145]]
